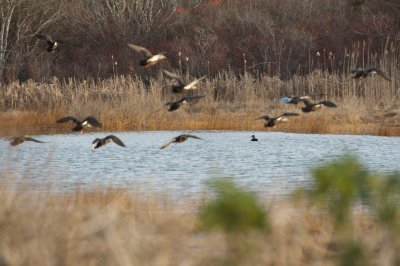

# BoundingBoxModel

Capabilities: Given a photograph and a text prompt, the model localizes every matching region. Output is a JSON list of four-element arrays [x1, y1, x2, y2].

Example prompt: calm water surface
[[1, 131, 399, 196]]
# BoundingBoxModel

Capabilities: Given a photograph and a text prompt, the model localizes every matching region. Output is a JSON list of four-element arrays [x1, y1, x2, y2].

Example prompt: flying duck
[[56, 116, 102, 133], [280, 93, 326, 105], [127, 43, 167, 67], [291, 96, 337, 113], [92, 135, 126, 150], [257, 112, 300, 127], [165, 95, 205, 111], [160, 134, 203, 149], [251, 135, 258, 141], [35, 34, 62, 52], [162, 69, 206, 93], [8, 136, 46, 146], [351, 67, 391, 81]]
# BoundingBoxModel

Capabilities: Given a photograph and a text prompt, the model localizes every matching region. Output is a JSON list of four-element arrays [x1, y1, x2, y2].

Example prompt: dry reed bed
[[0, 182, 397, 266], [0, 70, 399, 137]]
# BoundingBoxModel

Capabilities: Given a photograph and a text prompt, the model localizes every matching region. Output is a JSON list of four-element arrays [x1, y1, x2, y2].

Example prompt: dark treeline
[[0, 0, 399, 83]]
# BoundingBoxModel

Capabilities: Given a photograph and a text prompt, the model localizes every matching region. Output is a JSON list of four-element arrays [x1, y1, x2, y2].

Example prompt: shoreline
[[1, 73, 399, 137], [1, 111, 399, 137]]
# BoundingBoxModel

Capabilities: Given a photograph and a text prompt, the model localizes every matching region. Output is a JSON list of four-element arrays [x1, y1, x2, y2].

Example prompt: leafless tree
[[77, 0, 177, 41], [0, 0, 64, 81], [0, 0, 18, 71]]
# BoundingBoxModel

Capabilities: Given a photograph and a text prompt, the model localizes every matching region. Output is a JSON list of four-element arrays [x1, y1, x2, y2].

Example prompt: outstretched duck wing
[[280, 112, 300, 117], [127, 43, 153, 58], [184, 76, 206, 90], [56, 116, 80, 124], [182, 95, 205, 102], [279, 96, 293, 103], [9, 136, 45, 146], [24, 137, 46, 143], [162, 69, 184, 85], [83, 116, 102, 127], [92, 138, 101, 144], [274, 112, 299, 122], [35, 34, 53, 44], [291, 96, 313, 105], [160, 138, 175, 149], [319, 101, 337, 108], [299, 97, 315, 107], [186, 134, 203, 140], [106, 135, 126, 147], [256, 115, 272, 121], [368, 68, 391, 81]]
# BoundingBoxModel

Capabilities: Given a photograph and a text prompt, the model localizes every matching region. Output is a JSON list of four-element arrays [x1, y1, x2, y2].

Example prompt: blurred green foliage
[[304, 155, 371, 227], [338, 241, 369, 266], [296, 154, 400, 264], [200, 178, 269, 233], [369, 173, 400, 231], [302, 154, 400, 231], [199, 156, 400, 265]]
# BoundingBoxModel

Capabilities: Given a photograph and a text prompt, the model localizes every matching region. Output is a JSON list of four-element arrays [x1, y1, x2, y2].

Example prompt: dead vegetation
[[0, 178, 397, 266], [0, 0, 399, 82], [0, 66, 399, 137]]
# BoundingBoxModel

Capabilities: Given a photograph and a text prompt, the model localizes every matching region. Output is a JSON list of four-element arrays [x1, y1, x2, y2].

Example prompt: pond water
[[1, 131, 399, 197]]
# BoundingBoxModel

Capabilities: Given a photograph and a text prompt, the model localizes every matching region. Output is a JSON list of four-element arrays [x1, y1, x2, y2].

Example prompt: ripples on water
[[0, 131, 399, 196]]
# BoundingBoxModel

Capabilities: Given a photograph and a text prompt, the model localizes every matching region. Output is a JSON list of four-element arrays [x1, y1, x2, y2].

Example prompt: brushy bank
[[0, 70, 399, 137], [0, 155, 400, 265], [1, 0, 399, 81]]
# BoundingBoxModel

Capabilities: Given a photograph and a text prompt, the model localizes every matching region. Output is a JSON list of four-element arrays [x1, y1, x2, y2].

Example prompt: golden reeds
[[0, 64, 398, 137], [0, 180, 397, 266]]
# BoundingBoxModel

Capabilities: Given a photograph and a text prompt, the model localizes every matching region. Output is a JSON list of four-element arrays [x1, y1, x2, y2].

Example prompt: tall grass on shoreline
[[0, 67, 399, 137]]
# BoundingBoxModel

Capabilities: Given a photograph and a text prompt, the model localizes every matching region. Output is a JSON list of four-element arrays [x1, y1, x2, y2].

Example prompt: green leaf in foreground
[[338, 240, 369, 266], [369, 172, 400, 230], [301, 155, 370, 227], [200, 178, 269, 233]]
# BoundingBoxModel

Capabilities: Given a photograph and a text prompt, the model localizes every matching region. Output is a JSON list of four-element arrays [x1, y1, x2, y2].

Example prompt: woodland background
[[0, 0, 399, 83]]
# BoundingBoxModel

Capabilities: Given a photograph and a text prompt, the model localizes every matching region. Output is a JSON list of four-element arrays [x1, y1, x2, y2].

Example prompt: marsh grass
[[0, 179, 397, 265], [0, 65, 399, 137]]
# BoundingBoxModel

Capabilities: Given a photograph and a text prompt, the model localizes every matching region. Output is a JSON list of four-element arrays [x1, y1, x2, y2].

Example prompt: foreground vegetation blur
[[0, 155, 399, 265]]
